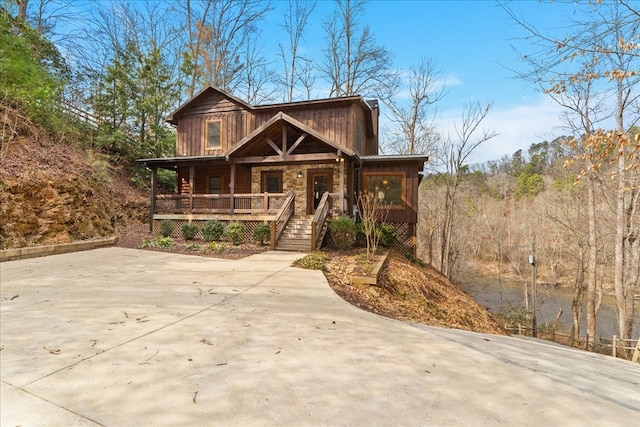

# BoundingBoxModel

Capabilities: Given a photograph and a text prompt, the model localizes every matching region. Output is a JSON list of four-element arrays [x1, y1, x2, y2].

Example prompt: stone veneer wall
[[251, 163, 344, 215]]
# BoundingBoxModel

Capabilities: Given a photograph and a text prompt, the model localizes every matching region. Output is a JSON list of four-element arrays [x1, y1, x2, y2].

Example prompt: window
[[208, 176, 222, 194], [206, 120, 221, 149], [363, 173, 404, 208], [261, 171, 283, 193]]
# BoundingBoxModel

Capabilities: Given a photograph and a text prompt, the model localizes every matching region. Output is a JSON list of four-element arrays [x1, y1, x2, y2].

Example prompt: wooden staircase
[[276, 215, 314, 252]]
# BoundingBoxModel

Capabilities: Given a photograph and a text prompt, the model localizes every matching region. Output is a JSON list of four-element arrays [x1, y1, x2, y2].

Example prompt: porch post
[[189, 165, 194, 213], [230, 160, 235, 214], [339, 157, 345, 214], [149, 167, 157, 233]]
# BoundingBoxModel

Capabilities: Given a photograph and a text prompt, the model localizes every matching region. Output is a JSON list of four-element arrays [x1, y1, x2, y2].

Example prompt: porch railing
[[311, 192, 331, 251], [270, 192, 296, 250], [154, 193, 288, 215]]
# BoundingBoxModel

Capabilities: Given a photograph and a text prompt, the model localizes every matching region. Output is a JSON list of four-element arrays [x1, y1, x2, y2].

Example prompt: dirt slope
[[324, 251, 508, 335], [0, 106, 147, 249]]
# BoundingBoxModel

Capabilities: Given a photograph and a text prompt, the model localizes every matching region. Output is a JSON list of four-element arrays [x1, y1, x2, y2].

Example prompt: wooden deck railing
[[270, 192, 296, 249], [311, 192, 330, 251], [154, 193, 288, 215]]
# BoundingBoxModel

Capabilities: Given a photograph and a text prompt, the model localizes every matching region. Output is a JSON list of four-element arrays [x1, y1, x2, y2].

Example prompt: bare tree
[[320, 0, 395, 97], [357, 190, 389, 259], [179, 0, 271, 96], [438, 101, 497, 277], [504, 0, 640, 346], [381, 56, 446, 155], [278, 0, 316, 102]]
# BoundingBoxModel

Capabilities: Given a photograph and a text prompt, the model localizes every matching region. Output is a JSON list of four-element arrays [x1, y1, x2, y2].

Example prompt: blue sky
[[53, 0, 597, 164], [263, 0, 588, 164]]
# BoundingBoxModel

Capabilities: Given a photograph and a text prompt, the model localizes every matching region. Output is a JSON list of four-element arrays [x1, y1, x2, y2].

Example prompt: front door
[[307, 169, 333, 214]]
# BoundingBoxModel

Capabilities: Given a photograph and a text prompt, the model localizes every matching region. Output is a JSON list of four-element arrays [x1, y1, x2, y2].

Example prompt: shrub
[[378, 224, 397, 248], [185, 242, 201, 251], [225, 222, 245, 245], [293, 252, 329, 271], [328, 215, 357, 250], [159, 219, 174, 237], [201, 220, 224, 242], [405, 252, 426, 267], [181, 223, 199, 240], [207, 241, 227, 253], [139, 236, 173, 249], [253, 223, 271, 245]]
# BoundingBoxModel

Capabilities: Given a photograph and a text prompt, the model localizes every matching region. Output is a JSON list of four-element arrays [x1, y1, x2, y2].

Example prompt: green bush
[[201, 220, 224, 242], [293, 252, 329, 271], [225, 222, 245, 245], [328, 215, 357, 250], [253, 223, 271, 245], [405, 252, 426, 267], [207, 241, 227, 253], [181, 223, 199, 240], [185, 242, 201, 251], [159, 219, 174, 237], [139, 236, 173, 249], [378, 224, 397, 248]]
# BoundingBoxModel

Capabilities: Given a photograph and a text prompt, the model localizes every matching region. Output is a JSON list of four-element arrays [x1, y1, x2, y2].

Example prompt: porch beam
[[265, 136, 283, 156], [282, 125, 287, 154], [286, 133, 307, 155], [234, 153, 337, 164]]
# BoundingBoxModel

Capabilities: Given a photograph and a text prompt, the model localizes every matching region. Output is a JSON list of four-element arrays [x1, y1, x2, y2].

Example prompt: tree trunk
[[586, 175, 597, 350], [570, 262, 584, 346]]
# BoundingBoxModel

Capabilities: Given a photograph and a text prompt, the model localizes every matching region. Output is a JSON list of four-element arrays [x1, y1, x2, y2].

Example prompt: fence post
[[270, 221, 276, 250], [632, 339, 640, 364], [612, 335, 617, 358]]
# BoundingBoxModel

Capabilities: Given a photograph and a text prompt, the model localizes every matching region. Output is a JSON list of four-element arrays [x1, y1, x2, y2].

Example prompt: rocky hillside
[[0, 104, 148, 249]]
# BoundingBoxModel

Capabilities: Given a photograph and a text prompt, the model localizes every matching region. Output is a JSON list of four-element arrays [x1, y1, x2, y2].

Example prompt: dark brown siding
[[254, 104, 353, 149], [361, 162, 421, 223], [176, 112, 254, 156]]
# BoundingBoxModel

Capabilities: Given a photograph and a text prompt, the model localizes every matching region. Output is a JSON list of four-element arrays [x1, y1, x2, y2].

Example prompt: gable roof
[[225, 111, 356, 159], [166, 85, 377, 134], [166, 86, 253, 125]]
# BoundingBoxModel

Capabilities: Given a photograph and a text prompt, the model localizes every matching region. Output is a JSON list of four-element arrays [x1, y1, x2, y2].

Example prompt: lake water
[[457, 271, 639, 341]]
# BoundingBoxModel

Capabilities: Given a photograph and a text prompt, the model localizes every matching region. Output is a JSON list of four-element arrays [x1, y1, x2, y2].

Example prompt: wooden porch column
[[189, 165, 194, 213], [339, 157, 345, 214], [229, 160, 236, 214], [149, 167, 157, 233]]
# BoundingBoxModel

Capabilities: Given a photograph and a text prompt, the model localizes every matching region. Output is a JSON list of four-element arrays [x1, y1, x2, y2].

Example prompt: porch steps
[[277, 215, 314, 252]]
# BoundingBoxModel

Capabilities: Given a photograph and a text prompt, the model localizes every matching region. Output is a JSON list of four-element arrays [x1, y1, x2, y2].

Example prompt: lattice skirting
[[323, 221, 415, 254], [153, 219, 269, 243]]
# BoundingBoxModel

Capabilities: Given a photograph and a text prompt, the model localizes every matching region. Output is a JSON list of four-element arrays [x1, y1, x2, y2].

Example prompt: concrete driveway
[[1, 247, 638, 426]]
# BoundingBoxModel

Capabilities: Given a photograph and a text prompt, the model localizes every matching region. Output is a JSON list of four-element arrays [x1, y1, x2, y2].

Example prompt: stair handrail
[[271, 191, 296, 249], [311, 191, 330, 251]]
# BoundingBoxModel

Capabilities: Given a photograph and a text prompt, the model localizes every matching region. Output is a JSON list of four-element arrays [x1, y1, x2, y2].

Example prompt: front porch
[[150, 191, 339, 251]]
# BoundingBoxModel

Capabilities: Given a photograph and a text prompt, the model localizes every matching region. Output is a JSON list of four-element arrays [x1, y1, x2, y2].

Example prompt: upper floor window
[[206, 120, 221, 149]]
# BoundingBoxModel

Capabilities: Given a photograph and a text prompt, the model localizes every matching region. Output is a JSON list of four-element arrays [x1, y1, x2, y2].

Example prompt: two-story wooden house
[[139, 86, 427, 253]]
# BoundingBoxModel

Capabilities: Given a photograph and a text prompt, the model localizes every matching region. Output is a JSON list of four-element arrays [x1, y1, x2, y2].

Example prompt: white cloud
[[435, 97, 567, 165]]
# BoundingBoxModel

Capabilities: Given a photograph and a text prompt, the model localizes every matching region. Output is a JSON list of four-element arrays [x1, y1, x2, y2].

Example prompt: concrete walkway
[[1, 248, 638, 426]]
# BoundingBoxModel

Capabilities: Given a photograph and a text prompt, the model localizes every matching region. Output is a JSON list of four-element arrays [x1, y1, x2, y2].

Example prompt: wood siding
[[173, 89, 380, 158], [177, 165, 251, 195], [361, 162, 421, 224]]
